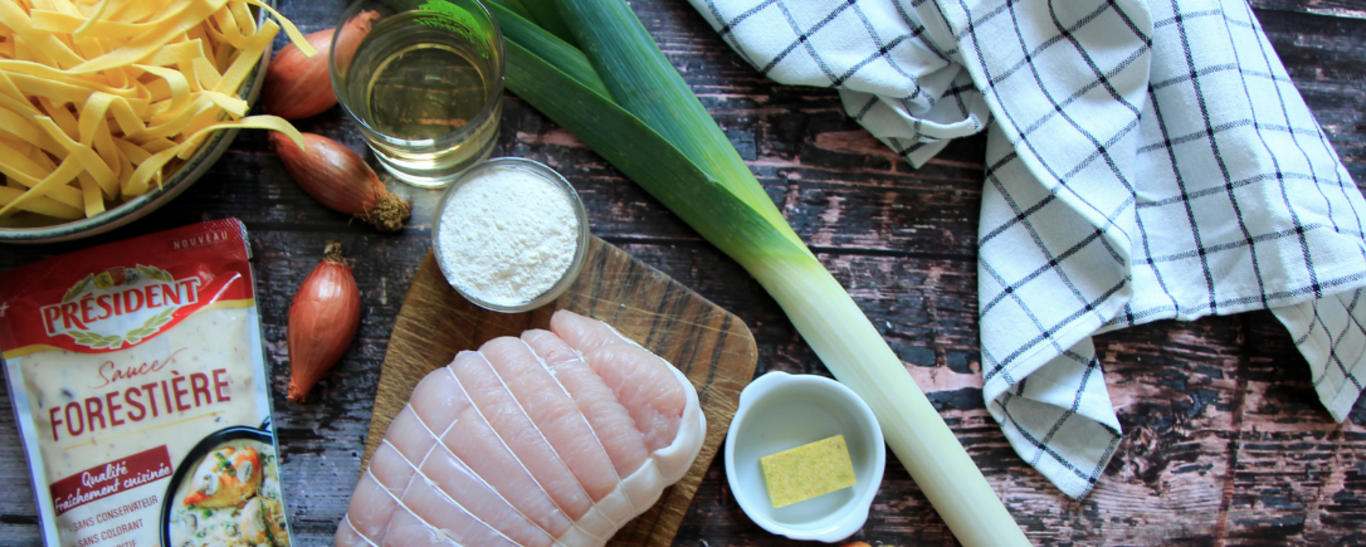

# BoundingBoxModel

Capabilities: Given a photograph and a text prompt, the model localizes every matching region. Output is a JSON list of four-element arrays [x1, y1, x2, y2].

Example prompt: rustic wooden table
[[2, 1, 1364, 545]]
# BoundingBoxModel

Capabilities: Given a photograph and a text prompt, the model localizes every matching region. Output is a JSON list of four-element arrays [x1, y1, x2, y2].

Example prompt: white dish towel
[[686, 0, 1366, 498]]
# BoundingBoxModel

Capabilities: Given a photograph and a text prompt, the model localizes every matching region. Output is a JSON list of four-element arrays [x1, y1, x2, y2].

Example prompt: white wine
[[335, 6, 503, 187]]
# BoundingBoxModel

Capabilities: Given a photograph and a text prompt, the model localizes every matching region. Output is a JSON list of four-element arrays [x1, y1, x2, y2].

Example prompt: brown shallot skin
[[287, 242, 361, 403], [269, 131, 410, 233], [261, 10, 379, 119]]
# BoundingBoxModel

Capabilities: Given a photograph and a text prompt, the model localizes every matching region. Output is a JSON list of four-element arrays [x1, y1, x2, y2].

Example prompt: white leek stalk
[[489, 0, 1032, 544], [753, 254, 1029, 547]]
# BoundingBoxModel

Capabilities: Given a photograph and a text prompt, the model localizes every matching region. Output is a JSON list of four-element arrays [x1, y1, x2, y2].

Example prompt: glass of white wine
[[330, 0, 504, 188]]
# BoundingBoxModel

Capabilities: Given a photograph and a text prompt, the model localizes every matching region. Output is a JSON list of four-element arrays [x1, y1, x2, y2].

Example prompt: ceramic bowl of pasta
[[0, 0, 293, 244], [161, 426, 290, 547]]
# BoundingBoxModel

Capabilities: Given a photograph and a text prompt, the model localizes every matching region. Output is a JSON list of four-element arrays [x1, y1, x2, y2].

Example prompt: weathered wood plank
[[1, 0, 1365, 546], [1252, 0, 1366, 20]]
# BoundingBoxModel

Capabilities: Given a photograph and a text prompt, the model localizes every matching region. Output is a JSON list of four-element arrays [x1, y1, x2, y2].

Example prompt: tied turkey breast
[[337, 310, 706, 547]]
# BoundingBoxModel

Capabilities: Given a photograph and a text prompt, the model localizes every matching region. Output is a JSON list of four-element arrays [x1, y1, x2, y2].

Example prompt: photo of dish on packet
[[165, 428, 288, 547], [0, 219, 291, 547]]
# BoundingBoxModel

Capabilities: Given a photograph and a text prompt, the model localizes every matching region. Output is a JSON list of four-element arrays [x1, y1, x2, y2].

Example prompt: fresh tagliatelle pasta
[[0, 0, 313, 220]]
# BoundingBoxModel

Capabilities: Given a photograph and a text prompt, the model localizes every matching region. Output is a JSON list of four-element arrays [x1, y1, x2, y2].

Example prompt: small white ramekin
[[725, 371, 885, 543]]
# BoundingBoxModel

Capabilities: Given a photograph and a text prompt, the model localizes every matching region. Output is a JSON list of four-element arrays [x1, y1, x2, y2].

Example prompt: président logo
[[40, 265, 202, 350]]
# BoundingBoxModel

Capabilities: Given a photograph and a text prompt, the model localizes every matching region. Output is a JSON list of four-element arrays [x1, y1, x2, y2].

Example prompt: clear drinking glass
[[330, 0, 504, 188]]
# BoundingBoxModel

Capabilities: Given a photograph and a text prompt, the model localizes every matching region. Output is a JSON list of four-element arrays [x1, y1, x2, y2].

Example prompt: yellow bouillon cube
[[759, 435, 857, 508]]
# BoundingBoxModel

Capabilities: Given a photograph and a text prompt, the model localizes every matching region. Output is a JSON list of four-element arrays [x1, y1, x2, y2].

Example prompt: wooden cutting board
[[362, 236, 758, 547]]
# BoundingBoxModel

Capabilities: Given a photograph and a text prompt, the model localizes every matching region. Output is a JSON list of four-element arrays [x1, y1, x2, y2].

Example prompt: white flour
[[437, 166, 580, 306]]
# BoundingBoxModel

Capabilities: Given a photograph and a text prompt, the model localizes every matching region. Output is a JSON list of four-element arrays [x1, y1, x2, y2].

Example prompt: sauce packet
[[0, 219, 291, 547]]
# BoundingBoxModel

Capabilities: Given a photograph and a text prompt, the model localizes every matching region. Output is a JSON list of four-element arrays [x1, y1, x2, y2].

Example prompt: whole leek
[[490, 1, 1032, 545]]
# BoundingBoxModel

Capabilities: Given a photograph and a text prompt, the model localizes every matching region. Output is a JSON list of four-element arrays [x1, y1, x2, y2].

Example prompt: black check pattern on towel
[[691, 0, 993, 166], [688, 0, 1366, 499]]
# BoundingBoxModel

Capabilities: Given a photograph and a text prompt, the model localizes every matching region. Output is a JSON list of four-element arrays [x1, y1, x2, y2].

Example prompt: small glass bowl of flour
[[433, 158, 590, 312]]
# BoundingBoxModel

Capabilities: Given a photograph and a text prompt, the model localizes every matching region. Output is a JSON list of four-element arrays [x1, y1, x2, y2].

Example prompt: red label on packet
[[49, 446, 173, 516], [0, 221, 252, 357], [0, 219, 293, 547]]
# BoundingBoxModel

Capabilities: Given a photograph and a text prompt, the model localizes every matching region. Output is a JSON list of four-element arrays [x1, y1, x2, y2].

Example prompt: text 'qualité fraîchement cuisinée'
[[0, 219, 291, 547]]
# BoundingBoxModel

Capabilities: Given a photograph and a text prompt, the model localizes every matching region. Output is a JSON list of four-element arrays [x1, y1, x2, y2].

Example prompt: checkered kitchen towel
[[687, 0, 1366, 498]]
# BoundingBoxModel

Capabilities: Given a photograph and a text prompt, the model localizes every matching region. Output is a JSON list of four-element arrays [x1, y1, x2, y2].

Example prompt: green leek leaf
[[484, 0, 608, 96], [496, 3, 1032, 545], [503, 0, 578, 48], [503, 40, 794, 261], [545, 0, 798, 237], [484, 0, 533, 19]]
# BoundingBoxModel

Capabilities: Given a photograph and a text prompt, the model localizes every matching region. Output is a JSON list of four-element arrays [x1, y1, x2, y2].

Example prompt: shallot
[[269, 132, 411, 233], [287, 242, 361, 403], [261, 11, 379, 120]]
